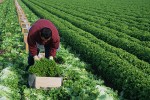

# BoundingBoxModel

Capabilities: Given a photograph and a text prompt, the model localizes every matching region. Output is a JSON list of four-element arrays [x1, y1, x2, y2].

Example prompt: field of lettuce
[[0, 0, 150, 100]]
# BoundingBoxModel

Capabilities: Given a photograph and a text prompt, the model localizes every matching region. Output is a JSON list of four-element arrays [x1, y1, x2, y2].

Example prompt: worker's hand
[[49, 56, 53, 60], [34, 55, 40, 61]]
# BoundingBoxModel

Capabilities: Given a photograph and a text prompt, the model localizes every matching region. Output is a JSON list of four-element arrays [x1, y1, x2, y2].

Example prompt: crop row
[[28, 0, 150, 75], [0, 0, 25, 99], [17, 0, 119, 99], [29, 0, 150, 64], [25, 0, 150, 74], [22, 0, 150, 99], [72, 0, 150, 27], [37, 0, 150, 47], [45, 0, 150, 32], [40, 0, 150, 41]]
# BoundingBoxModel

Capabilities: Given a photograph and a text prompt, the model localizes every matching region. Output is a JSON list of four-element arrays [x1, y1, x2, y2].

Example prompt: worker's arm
[[44, 37, 60, 61], [45, 39, 60, 58]]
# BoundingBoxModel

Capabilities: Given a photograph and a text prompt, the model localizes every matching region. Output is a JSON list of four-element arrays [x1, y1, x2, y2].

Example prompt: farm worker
[[25, 19, 60, 71]]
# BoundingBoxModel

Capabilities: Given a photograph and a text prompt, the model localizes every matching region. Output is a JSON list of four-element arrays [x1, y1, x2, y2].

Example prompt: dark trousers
[[25, 46, 50, 71]]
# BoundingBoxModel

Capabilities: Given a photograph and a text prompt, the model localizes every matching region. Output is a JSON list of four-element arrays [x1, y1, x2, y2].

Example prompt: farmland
[[0, 0, 150, 100]]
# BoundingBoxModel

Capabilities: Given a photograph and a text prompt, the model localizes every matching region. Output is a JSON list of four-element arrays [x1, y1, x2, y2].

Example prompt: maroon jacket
[[27, 19, 60, 57]]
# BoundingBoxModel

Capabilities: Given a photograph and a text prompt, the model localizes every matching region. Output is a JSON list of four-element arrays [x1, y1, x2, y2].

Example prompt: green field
[[0, 0, 150, 100]]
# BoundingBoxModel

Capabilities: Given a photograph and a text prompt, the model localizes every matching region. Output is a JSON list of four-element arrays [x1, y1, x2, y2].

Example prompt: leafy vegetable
[[54, 56, 65, 64], [29, 58, 61, 77]]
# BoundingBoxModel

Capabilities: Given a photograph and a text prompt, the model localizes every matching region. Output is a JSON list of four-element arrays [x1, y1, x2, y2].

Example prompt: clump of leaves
[[29, 58, 61, 77], [54, 56, 65, 64]]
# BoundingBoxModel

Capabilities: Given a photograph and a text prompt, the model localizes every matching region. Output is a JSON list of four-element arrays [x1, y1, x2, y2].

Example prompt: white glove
[[34, 55, 40, 61], [49, 56, 53, 60], [38, 53, 44, 59]]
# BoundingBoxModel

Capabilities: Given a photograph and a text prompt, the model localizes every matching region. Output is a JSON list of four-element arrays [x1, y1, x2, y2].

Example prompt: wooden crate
[[19, 15, 26, 21], [19, 16, 27, 21], [19, 18, 27, 25], [25, 43, 28, 52], [22, 28, 28, 33], [17, 11, 24, 15], [21, 22, 30, 28], [24, 33, 28, 43], [28, 74, 63, 89], [20, 19, 28, 24]]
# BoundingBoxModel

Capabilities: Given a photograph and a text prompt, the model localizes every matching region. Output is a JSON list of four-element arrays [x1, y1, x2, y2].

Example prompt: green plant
[[29, 58, 61, 77], [54, 56, 65, 64]]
